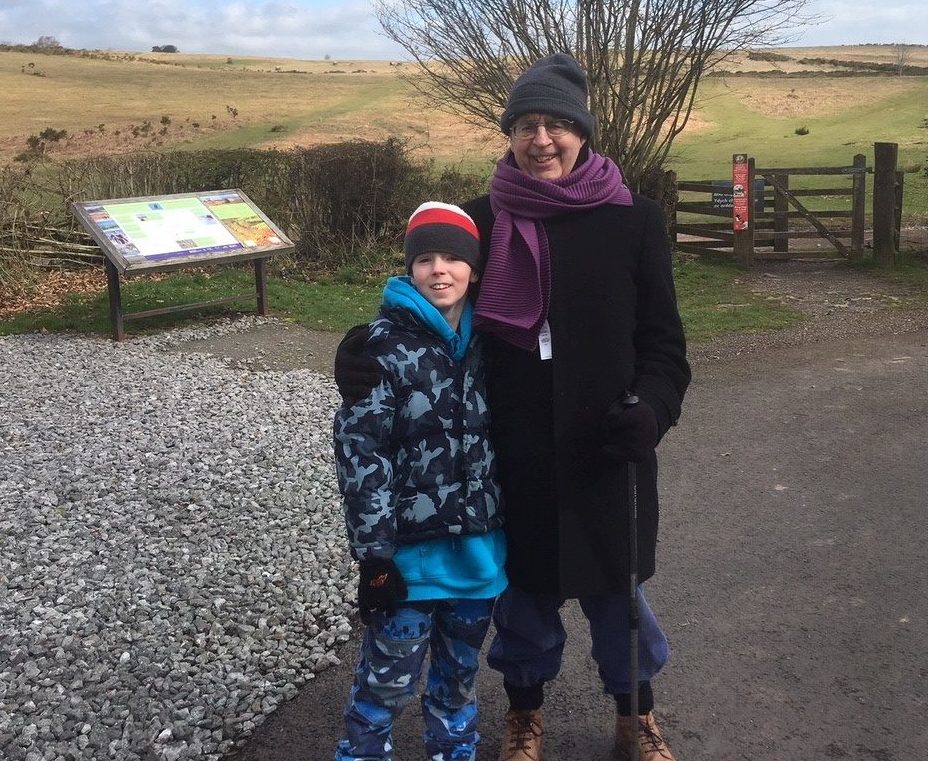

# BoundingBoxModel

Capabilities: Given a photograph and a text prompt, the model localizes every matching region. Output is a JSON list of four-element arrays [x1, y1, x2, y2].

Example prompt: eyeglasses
[[510, 118, 576, 140]]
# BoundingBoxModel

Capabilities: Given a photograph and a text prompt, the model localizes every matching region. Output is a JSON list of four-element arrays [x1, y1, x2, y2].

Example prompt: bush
[[0, 165, 40, 291], [14, 127, 69, 161], [287, 139, 412, 268], [795, 126, 810, 136], [56, 150, 291, 225], [287, 139, 488, 270], [747, 50, 792, 63], [33, 35, 62, 49], [2, 142, 488, 279]]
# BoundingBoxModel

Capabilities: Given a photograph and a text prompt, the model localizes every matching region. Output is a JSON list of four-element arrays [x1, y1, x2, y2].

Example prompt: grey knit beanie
[[500, 53, 594, 138]]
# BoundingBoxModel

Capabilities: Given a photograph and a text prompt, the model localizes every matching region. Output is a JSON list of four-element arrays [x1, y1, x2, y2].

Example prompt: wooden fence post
[[873, 142, 898, 265], [640, 168, 678, 252], [104, 259, 125, 342], [746, 157, 756, 266], [665, 169, 678, 251], [255, 258, 269, 315], [732, 154, 755, 266], [850, 154, 867, 261], [894, 170, 905, 254], [773, 171, 789, 255]]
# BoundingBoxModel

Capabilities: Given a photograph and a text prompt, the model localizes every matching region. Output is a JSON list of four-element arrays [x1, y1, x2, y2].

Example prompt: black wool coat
[[462, 193, 691, 597]]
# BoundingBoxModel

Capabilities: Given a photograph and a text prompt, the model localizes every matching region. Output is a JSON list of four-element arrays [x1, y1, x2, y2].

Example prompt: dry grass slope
[[2, 44, 926, 218], [0, 49, 499, 166]]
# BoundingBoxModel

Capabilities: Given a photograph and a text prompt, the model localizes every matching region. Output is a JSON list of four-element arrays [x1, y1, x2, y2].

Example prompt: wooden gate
[[673, 143, 903, 264]]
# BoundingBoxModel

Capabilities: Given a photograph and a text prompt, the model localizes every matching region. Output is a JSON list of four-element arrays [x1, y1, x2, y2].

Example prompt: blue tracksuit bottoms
[[486, 585, 670, 696], [335, 597, 494, 761]]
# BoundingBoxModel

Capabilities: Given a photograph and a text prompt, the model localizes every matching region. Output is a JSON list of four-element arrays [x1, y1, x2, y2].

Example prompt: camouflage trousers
[[335, 597, 495, 761]]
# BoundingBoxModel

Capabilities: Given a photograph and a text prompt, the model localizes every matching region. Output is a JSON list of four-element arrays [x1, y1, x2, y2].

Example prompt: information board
[[72, 189, 293, 274]]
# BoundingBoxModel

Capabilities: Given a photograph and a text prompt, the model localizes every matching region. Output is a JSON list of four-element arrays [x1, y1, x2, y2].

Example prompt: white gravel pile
[[0, 319, 356, 761]]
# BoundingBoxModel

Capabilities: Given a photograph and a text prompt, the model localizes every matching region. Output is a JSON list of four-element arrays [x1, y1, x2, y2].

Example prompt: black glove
[[334, 324, 382, 408], [357, 558, 408, 624], [601, 396, 659, 463]]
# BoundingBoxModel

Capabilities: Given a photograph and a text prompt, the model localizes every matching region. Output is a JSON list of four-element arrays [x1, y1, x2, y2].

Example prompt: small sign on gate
[[732, 154, 750, 231], [711, 180, 765, 212]]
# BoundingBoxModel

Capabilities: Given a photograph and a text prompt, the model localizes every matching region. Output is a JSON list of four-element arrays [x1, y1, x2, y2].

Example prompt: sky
[[0, 0, 926, 61]]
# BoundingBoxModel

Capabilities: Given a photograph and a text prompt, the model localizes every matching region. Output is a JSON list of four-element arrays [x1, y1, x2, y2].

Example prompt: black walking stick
[[622, 392, 641, 761]]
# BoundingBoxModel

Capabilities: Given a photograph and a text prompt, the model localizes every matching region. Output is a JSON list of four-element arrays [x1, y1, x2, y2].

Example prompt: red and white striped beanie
[[403, 201, 481, 274]]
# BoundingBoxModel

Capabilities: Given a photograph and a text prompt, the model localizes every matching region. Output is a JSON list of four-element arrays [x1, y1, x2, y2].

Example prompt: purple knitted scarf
[[473, 150, 633, 350]]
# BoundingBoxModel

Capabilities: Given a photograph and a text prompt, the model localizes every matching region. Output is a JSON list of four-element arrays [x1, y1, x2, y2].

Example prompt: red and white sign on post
[[732, 153, 749, 231]]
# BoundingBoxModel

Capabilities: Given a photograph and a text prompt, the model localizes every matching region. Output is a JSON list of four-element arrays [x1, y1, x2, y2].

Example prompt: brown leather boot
[[614, 711, 676, 761], [498, 708, 544, 761]]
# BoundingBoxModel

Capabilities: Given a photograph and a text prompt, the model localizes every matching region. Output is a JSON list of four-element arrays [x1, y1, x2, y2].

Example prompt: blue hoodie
[[382, 276, 507, 601]]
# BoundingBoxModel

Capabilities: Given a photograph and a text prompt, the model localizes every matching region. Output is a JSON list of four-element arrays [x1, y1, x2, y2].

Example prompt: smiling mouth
[[532, 154, 558, 164], [430, 283, 452, 290]]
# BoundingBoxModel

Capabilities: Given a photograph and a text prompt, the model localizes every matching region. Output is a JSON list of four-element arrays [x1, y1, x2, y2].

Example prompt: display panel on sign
[[72, 189, 293, 274]]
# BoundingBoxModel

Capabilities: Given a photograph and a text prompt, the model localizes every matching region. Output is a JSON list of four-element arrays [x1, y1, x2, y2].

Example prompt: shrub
[[747, 50, 792, 62], [55, 150, 291, 223], [0, 165, 41, 291], [2, 142, 488, 279], [795, 126, 810, 136], [287, 140, 488, 270], [14, 127, 69, 161], [33, 35, 61, 49], [287, 139, 412, 268], [39, 127, 68, 142]]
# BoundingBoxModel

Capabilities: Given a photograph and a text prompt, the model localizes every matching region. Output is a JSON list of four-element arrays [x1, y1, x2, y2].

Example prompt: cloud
[[1, 0, 925, 58], [0, 0, 408, 60], [789, 0, 928, 46]]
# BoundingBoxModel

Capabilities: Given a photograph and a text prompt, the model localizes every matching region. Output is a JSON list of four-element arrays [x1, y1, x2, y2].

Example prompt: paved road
[[233, 329, 928, 761]]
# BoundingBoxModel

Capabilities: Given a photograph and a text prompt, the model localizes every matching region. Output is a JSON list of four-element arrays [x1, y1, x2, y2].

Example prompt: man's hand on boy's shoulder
[[335, 324, 382, 407]]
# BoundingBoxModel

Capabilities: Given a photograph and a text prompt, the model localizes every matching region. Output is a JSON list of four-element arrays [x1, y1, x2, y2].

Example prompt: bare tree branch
[[375, 0, 815, 186]]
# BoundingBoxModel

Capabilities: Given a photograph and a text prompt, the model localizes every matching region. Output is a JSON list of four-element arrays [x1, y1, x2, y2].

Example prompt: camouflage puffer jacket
[[333, 307, 503, 562]]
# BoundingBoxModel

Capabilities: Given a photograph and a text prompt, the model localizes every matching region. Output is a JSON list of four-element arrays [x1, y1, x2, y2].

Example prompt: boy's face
[[410, 252, 478, 326]]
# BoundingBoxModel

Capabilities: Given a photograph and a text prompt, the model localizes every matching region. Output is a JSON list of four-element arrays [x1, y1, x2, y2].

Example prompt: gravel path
[[1, 318, 354, 761]]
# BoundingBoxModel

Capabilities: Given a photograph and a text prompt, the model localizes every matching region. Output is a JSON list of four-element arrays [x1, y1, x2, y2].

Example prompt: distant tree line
[[0, 36, 182, 55]]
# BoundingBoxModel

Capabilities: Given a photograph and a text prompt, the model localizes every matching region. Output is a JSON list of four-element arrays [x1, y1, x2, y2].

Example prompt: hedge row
[[1, 141, 489, 284]]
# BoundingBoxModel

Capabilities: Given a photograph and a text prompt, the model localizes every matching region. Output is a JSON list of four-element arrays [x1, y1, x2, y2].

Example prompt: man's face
[[509, 113, 587, 181]]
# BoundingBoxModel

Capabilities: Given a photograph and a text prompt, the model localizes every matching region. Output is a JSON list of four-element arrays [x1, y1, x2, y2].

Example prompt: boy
[[333, 202, 507, 761]]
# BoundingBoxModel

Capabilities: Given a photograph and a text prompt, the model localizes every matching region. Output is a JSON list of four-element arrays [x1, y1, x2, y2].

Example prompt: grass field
[[670, 75, 928, 222], [2, 46, 926, 350], [0, 260, 808, 341], [0, 50, 499, 167], [4, 44, 926, 218], [3, 252, 927, 342]]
